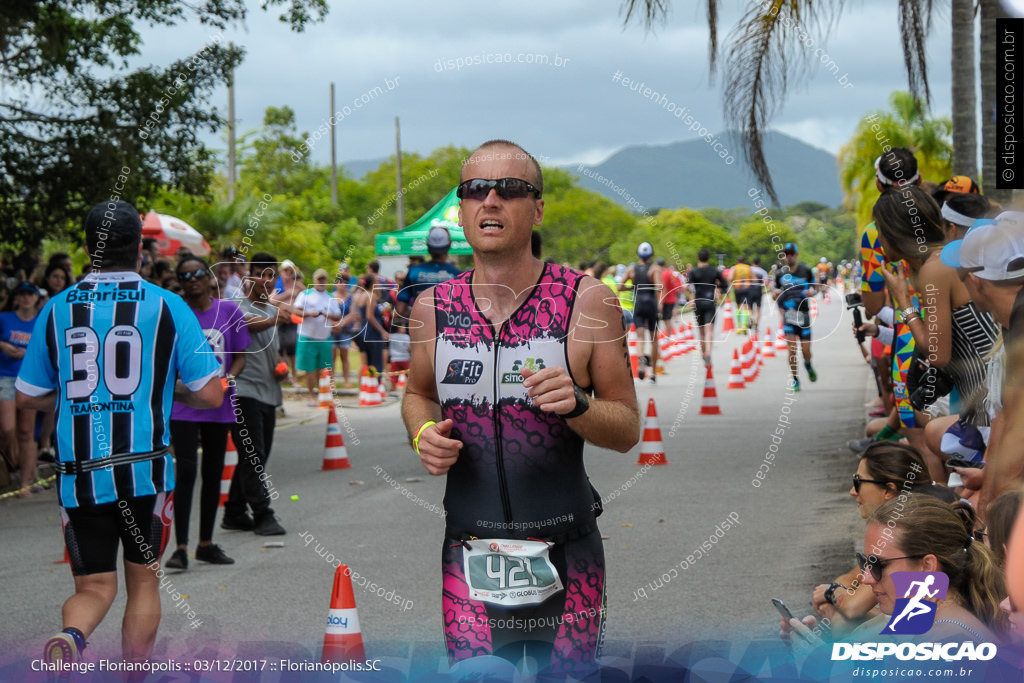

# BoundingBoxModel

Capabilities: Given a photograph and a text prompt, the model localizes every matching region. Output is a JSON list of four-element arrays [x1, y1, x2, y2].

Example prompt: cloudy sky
[[138, 0, 958, 172]]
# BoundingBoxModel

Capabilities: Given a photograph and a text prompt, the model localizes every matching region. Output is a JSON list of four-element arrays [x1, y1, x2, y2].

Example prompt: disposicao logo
[[883, 571, 948, 635], [831, 571, 997, 662]]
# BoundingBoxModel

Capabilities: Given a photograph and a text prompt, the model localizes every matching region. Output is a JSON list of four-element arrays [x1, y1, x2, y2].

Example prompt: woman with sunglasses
[[787, 495, 1007, 650], [858, 496, 1007, 641], [165, 256, 250, 570], [806, 443, 930, 637]]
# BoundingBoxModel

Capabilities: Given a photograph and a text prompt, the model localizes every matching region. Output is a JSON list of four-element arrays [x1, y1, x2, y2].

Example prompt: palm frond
[[621, 0, 669, 30], [898, 0, 932, 104], [722, 1, 846, 205]]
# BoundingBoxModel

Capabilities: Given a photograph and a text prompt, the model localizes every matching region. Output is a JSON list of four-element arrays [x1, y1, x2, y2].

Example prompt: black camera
[[845, 292, 865, 343]]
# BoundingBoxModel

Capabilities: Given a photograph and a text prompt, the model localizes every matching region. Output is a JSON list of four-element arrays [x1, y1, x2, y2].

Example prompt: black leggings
[[169, 420, 230, 546]]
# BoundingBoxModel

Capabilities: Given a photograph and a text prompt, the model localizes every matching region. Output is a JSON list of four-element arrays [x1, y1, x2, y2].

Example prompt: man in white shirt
[[291, 268, 341, 405]]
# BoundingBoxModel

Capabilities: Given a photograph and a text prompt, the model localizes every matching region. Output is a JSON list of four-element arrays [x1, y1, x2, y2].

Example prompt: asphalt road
[[0, 294, 873, 677]]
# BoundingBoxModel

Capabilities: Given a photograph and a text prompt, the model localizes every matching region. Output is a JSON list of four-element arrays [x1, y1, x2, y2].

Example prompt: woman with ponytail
[[862, 496, 1007, 641]]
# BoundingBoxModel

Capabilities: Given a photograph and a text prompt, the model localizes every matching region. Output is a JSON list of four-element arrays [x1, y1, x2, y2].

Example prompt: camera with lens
[[845, 292, 865, 343]]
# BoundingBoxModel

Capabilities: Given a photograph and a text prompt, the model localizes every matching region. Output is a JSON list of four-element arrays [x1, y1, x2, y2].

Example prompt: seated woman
[[786, 496, 1008, 648], [809, 442, 930, 637], [873, 186, 1001, 481]]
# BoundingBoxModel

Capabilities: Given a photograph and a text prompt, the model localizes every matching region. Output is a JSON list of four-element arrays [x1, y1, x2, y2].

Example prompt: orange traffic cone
[[721, 301, 736, 333], [657, 329, 671, 363], [740, 340, 755, 383], [627, 325, 640, 379], [358, 369, 382, 407], [219, 434, 238, 507], [396, 373, 407, 391], [636, 398, 668, 466], [824, 289, 831, 304], [775, 328, 788, 351], [727, 348, 745, 389], [322, 408, 351, 470], [322, 564, 366, 663], [318, 369, 334, 409], [699, 365, 722, 415], [54, 546, 70, 565], [763, 326, 776, 358], [809, 298, 818, 322]]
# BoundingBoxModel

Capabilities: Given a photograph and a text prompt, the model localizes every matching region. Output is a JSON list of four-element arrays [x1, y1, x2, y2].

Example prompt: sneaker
[[805, 363, 818, 382], [253, 514, 286, 536], [165, 548, 188, 570], [38, 448, 56, 463], [221, 512, 255, 531], [790, 378, 801, 392], [44, 631, 82, 664], [847, 436, 877, 453], [194, 544, 235, 565]]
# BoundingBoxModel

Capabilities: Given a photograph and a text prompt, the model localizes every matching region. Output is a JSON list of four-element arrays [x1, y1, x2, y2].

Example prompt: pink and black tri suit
[[433, 263, 606, 674]]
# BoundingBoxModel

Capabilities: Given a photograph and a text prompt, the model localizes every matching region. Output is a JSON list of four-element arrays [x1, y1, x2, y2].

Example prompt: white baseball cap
[[637, 242, 653, 259], [944, 211, 1024, 281]]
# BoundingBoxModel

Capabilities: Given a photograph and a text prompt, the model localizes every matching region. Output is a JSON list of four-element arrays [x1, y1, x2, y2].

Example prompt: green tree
[[0, 0, 327, 251], [837, 92, 952, 228], [612, 208, 735, 267], [541, 182, 639, 265], [736, 219, 796, 268]]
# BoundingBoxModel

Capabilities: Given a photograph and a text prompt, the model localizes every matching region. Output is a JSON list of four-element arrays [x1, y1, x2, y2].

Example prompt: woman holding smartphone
[[872, 186, 1000, 480], [166, 256, 250, 570]]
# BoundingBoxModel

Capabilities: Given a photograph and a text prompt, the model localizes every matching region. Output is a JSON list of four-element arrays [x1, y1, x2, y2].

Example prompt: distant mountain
[[341, 158, 386, 179], [569, 132, 842, 211]]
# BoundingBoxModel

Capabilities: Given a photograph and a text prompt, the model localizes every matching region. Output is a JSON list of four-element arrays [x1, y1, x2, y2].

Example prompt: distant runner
[[774, 242, 817, 390]]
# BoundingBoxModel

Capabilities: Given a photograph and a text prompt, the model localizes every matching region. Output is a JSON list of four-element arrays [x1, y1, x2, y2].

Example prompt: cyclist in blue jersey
[[402, 140, 640, 675], [773, 242, 818, 391], [15, 201, 223, 665]]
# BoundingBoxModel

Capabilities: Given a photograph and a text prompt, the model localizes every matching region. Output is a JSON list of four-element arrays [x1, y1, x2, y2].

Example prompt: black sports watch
[[563, 384, 590, 419], [824, 582, 846, 606]]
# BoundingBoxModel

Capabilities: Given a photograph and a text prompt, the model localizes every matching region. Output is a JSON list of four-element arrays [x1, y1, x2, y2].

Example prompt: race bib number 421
[[463, 539, 563, 607]]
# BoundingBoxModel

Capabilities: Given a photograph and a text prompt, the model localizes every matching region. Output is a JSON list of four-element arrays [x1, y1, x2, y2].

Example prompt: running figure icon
[[885, 574, 940, 632]]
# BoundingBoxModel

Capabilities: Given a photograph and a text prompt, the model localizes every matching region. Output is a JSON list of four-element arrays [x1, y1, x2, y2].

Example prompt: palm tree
[[980, 0, 1011, 206], [621, 1, 935, 205], [952, 0, 978, 180], [837, 91, 952, 228]]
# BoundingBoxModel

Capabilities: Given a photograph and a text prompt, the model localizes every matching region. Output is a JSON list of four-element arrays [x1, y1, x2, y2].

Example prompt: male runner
[[402, 140, 640, 675], [687, 248, 728, 365], [621, 243, 662, 380], [749, 256, 768, 331], [16, 201, 222, 663], [774, 242, 817, 390]]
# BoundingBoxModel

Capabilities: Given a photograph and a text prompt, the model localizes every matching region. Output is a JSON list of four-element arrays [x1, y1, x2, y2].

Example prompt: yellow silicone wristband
[[413, 421, 437, 455]]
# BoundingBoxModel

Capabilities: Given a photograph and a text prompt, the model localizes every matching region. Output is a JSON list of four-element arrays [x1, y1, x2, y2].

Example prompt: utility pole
[[227, 42, 236, 202], [330, 82, 338, 206], [395, 116, 404, 229]]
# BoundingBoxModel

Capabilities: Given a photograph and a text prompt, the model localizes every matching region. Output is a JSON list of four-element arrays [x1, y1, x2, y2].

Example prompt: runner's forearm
[[566, 398, 639, 453]]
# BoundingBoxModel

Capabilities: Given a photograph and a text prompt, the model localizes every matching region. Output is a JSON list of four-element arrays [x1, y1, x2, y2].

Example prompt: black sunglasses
[[457, 177, 541, 201], [177, 268, 210, 282], [852, 474, 892, 493], [856, 552, 925, 582]]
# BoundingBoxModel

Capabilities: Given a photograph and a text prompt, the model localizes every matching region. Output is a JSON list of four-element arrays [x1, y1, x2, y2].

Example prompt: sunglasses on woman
[[852, 473, 892, 493], [177, 268, 209, 282], [855, 552, 925, 582], [456, 177, 541, 201]]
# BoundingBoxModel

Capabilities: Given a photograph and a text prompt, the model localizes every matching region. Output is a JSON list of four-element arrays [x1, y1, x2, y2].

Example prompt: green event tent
[[373, 187, 473, 256]]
